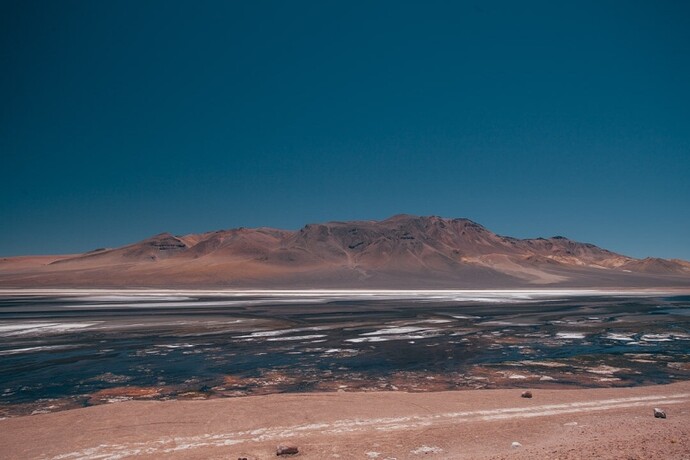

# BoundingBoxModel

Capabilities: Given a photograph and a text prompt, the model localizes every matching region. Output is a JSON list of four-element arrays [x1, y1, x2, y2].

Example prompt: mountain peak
[[383, 213, 426, 222], [2, 215, 689, 288], [382, 214, 479, 226]]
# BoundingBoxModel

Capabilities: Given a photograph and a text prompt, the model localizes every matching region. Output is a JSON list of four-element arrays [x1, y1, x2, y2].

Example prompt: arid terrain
[[4, 0, 689, 457], [1, 215, 689, 288], [0, 289, 689, 458], [1, 217, 689, 459], [1, 381, 689, 459]]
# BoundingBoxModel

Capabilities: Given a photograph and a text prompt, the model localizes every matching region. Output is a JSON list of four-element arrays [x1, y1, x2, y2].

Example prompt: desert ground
[[1, 381, 689, 459]]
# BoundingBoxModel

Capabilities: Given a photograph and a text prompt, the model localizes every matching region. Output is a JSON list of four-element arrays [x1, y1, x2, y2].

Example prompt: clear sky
[[1, 1, 689, 259]]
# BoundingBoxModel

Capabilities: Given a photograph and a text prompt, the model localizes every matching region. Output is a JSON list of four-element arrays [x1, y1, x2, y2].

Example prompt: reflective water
[[0, 290, 688, 416]]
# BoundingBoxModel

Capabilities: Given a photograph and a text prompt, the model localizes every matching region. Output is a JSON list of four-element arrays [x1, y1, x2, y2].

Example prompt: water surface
[[1, 290, 688, 417]]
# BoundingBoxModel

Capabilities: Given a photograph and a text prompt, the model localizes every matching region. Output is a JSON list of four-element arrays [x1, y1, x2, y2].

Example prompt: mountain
[[1, 214, 689, 288]]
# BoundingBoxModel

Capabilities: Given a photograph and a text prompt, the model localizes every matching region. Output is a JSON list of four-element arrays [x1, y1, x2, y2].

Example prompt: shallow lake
[[1, 290, 688, 416]]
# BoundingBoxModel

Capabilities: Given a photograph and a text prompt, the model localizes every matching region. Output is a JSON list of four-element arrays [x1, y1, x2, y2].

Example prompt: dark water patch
[[1, 292, 689, 416]]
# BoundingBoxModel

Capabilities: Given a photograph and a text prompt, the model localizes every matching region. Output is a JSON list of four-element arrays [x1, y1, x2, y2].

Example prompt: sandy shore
[[1, 382, 689, 459]]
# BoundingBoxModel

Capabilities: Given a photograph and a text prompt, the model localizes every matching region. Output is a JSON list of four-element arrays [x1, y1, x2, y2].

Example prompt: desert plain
[[1, 380, 689, 459]]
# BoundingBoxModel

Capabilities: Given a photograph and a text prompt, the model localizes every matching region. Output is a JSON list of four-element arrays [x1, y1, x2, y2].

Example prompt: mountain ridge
[[1, 214, 688, 288]]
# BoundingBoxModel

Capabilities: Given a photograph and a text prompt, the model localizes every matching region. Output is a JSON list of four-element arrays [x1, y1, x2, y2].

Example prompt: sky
[[1, 0, 689, 259]]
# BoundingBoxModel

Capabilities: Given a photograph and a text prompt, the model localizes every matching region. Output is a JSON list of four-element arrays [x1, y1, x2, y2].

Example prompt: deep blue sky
[[1, 1, 689, 259]]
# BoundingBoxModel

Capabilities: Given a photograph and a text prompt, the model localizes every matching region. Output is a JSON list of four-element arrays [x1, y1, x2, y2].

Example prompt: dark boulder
[[277, 445, 299, 456]]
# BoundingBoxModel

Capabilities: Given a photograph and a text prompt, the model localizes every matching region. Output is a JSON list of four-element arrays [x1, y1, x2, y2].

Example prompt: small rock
[[654, 408, 666, 419], [511, 441, 522, 448], [277, 445, 299, 456], [521, 391, 533, 398]]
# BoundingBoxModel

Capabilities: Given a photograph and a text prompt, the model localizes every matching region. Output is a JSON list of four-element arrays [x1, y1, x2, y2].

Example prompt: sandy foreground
[[1, 382, 689, 459]]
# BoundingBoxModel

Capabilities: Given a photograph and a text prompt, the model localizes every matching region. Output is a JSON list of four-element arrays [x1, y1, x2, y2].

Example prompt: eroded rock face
[[276, 444, 299, 456], [18, 214, 690, 289], [654, 408, 667, 418], [521, 390, 533, 398]]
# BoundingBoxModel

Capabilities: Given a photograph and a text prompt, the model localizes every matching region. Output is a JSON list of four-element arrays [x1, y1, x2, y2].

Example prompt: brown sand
[[1, 382, 689, 459]]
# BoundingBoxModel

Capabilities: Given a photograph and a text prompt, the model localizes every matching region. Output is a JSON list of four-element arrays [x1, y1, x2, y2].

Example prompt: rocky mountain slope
[[1, 214, 689, 288]]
